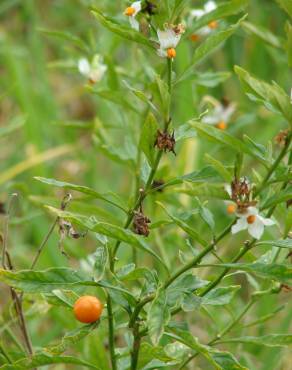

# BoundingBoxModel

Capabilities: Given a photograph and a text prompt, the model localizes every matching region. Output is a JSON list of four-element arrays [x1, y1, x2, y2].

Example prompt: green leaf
[[34, 177, 127, 213], [190, 0, 249, 33], [166, 329, 248, 369], [157, 202, 208, 247], [89, 89, 139, 113], [155, 74, 170, 118], [204, 153, 233, 182], [45, 324, 98, 355], [190, 121, 268, 166], [190, 71, 231, 88], [176, 17, 246, 84], [276, 0, 292, 18], [137, 343, 174, 369], [45, 207, 167, 269], [235, 65, 292, 124], [91, 8, 155, 49], [219, 334, 292, 347], [0, 115, 25, 138], [94, 245, 108, 281], [147, 289, 171, 345], [217, 263, 292, 284], [255, 239, 292, 249], [0, 268, 95, 293], [286, 22, 292, 67], [140, 113, 159, 168], [202, 285, 241, 305], [38, 28, 89, 53], [242, 21, 283, 49], [261, 187, 292, 209], [123, 80, 158, 112], [0, 354, 100, 369]]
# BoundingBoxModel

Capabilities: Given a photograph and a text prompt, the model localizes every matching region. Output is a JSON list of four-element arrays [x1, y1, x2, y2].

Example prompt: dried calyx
[[230, 177, 256, 214], [154, 130, 176, 155], [133, 210, 151, 237]]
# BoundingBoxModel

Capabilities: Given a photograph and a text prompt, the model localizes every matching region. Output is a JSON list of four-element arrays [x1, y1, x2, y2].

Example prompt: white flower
[[231, 207, 275, 240], [157, 26, 183, 58], [124, 1, 142, 31], [78, 55, 107, 84], [189, 1, 218, 40], [202, 99, 236, 130]]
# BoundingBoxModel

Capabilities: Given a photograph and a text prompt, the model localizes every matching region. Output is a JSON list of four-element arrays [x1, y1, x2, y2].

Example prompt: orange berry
[[247, 215, 256, 224], [124, 6, 135, 16], [216, 121, 227, 130], [227, 204, 237, 214], [167, 48, 176, 59], [190, 34, 200, 42], [73, 296, 103, 323], [208, 20, 218, 29]]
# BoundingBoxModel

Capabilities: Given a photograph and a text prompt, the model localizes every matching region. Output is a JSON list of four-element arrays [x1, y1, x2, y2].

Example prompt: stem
[[0, 343, 12, 364], [106, 294, 117, 370], [130, 323, 141, 370]]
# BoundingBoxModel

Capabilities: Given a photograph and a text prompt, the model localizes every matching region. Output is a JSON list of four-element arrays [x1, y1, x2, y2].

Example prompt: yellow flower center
[[208, 20, 218, 29], [247, 215, 256, 224], [227, 204, 237, 214], [124, 6, 135, 16], [216, 121, 227, 130], [167, 48, 176, 59], [190, 34, 200, 42]]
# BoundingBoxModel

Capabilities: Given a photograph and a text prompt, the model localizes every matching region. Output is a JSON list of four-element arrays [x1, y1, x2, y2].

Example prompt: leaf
[[190, 0, 249, 33], [45, 323, 98, 355], [0, 115, 25, 138], [190, 71, 231, 88], [202, 285, 241, 305], [261, 187, 292, 209], [167, 273, 209, 308], [235, 65, 292, 124], [137, 343, 174, 369], [34, 177, 127, 213], [38, 28, 89, 53], [199, 205, 215, 231], [216, 263, 292, 284], [242, 21, 283, 49], [0, 145, 73, 186], [147, 289, 171, 345], [276, 0, 292, 18], [123, 80, 158, 112], [219, 334, 292, 347], [45, 207, 166, 269], [176, 17, 246, 84], [0, 268, 96, 293], [190, 121, 268, 166], [204, 153, 233, 182], [155, 74, 170, 118], [157, 202, 208, 247], [89, 89, 139, 113], [166, 329, 248, 369], [287, 22, 292, 67], [182, 285, 240, 311], [0, 353, 100, 369], [91, 8, 155, 49], [94, 245, 108, 281], [255, 239, 292, 249], [140, 113, 159, 168]]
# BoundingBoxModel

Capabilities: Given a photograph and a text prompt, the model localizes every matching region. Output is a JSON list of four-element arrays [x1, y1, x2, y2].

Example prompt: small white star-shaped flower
[[78, 55, 107, 84], [231, 207, 275, 240], [124, 1, 142, 31], [202, 99, 236, 130], [189, 1, 218, 40], [157, 26, 184, 58]]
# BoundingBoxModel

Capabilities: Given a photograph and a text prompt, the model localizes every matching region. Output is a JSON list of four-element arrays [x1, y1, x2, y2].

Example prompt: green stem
[[130, 323, 141, 370], [106, 294, 117, 370]]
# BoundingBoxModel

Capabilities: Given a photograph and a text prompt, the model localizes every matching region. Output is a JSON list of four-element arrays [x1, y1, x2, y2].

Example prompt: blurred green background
[[0, 0, 291, 369]]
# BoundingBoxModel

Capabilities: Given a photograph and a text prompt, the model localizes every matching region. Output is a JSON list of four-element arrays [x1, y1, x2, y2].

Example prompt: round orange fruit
[[73, 296, 103, 323]]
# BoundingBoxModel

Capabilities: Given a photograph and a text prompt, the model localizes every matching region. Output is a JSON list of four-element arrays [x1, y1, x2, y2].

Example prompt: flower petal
[[129, 16, 139, 30], [157, 29, 180, 49], [78, 58, 91, 76], [232, 217, 248, 234], [205, 0, 217, 13], [132, 1, 142, 14], [248, 218, 264, 240], [261, 217, 275, 226]]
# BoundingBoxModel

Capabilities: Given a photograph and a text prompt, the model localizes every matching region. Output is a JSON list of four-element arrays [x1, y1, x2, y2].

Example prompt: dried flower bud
[[152, 180, 165, 192], [133, 211, 151, 237], [154, 130, 176, 155], [275, 129, 290, 146], [142, 0, 157, 15]]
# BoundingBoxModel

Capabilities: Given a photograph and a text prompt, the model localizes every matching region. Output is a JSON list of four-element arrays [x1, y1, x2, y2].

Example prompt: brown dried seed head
[[133, 212, 151, 237], [154, 130, 176, 155], [275, 129, 290, 146]]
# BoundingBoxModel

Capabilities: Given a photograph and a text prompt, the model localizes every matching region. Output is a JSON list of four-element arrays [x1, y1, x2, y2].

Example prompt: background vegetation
[[0, 0, 291, 369]]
